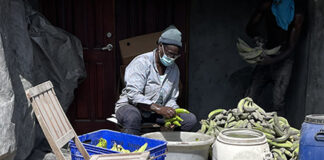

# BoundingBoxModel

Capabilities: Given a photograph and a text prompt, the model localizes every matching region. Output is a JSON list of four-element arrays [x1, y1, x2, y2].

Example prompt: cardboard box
[[119, 32, 162, 65]]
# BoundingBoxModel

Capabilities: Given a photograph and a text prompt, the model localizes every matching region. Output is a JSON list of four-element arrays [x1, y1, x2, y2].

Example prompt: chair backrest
[[25, 81, 90, 160]]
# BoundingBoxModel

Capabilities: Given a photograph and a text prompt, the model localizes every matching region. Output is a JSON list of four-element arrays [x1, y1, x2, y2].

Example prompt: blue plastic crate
[[69, 129, 167, 160]]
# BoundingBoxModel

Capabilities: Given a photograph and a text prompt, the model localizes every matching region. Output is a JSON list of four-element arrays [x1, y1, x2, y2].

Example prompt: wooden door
[[40, 0, 117, 134]]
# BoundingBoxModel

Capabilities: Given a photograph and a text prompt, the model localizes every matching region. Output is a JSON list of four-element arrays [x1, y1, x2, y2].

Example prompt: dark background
[[30, 0, 323, 130], [187, 0, 311, 129], [2, 0, 320, 160]]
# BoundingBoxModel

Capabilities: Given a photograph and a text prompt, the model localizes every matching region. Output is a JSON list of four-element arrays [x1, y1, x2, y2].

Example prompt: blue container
[[69, 129, 167, 160], [299, 114, 324, 160]]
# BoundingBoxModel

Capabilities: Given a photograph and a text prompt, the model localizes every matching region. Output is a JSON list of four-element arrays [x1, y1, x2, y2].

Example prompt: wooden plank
[[102, 0, 115, 45], [56, 129, 75, 148], [49, 89, 72, 131], [34, 96, 59, 140], [86, 0, 95, 49], [94, 0, 104, 48], [45, 91, 68, 133], [31, 95, 66, 160], [36, 114, 66, 160], [76, 62, 91, 119], [43, 92, 64, 137], [73, 0, 86, 45], [89, 58, 96, 121], [26, 81, 53, 97], [89, 152, 150, 160], [38, 93, 62, 138], [74, 134, 91, 160], [95, 63, 104, 119]]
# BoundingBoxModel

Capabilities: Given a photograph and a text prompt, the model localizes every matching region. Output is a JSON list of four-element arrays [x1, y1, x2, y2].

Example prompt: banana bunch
[[164, 108, 190, 127], [133, 142, 148, 153], [109, 142, 148, 153], [96, 138, 107, 148], [110, 142, 131, 153], [236, 38, 281, 64], [198, 97, 300, 160]]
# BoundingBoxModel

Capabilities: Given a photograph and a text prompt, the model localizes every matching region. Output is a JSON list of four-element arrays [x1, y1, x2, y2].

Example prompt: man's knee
[[178, 113, 197, 131], [116, 105, 142, 126]]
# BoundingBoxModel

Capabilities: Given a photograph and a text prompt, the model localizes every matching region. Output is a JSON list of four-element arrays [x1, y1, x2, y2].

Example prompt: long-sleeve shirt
[[115, 50, 180, 113]]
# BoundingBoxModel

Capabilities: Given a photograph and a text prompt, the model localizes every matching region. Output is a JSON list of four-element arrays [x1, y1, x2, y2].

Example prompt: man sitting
[[115, 25, 197, 135]]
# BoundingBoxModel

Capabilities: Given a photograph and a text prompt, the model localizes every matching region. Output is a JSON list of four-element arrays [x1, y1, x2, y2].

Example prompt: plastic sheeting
[[0, 0, 86, 159], [0, 35, 16, 160]]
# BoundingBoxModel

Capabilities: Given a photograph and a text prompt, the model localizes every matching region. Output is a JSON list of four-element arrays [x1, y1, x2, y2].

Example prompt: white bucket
[[213, 128, 272, 160], [142, 131, 215, 160]]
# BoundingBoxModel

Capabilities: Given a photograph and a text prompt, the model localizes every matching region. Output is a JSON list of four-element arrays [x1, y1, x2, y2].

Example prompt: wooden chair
[[25, 81, 149, 160]]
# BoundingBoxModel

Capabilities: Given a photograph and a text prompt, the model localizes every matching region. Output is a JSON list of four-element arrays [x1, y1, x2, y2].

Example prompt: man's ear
[[158, 43, 163, 50], [157, 44, 162, 53]]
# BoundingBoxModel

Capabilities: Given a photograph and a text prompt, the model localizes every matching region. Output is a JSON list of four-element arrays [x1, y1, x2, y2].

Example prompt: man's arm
[[164, 88, 179, 109], [165, 73, 180, 109], [124, 60, 153, 106], [259, 13, 304, 65], [143, 68, 180, 118], [124, 60, 176, 118], [137, 103, 176, 118], [246, 1, 271, 38]]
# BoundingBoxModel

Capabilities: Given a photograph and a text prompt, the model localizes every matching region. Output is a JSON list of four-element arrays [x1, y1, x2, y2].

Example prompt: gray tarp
[[0, 0, 86, 159]]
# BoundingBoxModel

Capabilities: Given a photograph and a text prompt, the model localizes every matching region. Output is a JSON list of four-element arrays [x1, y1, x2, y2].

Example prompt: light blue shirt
[[115, 50, 180, 112]]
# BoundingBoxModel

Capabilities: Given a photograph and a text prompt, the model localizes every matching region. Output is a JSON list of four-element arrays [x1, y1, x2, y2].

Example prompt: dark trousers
[[116, 104, 197, 135], [245, 59, 294, 116]]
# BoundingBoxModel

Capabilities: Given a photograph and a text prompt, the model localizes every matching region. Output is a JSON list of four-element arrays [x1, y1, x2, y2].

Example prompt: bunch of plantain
[[198, 97, 300, 160], [164, 108, 190, 127], [133, 142, 148, 153], [236, 38, 281, 64], [109, 142, 148, 153], [96, 138, 107, 148]]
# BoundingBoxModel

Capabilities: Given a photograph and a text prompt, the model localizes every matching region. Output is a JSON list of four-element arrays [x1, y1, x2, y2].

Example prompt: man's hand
[[254, 36, 265, 47], [150, 104, 176, 118], [162, 124, 176, 131], [156, 106, 176, 119], [258, 55, 275, 65]]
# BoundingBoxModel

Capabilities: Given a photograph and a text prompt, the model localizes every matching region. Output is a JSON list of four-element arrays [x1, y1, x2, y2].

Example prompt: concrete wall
[[188, 0, 309, 129], [188, 0, 258, 121], [304, 0, 324, 117]]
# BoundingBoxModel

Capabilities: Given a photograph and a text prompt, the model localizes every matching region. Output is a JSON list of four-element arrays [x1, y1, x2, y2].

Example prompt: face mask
[[159, 45, 175, 67]]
